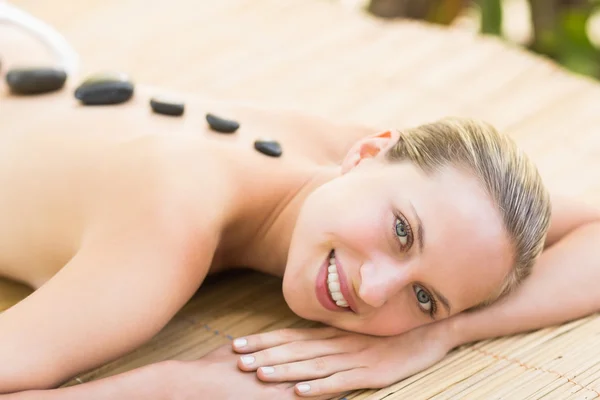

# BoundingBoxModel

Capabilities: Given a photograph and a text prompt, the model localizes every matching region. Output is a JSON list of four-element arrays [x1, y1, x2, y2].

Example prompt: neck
[[213, 149, 341, 276]]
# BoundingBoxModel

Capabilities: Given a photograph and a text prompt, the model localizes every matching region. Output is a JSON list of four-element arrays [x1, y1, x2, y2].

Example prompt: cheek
[[303, 187, 388, 248]]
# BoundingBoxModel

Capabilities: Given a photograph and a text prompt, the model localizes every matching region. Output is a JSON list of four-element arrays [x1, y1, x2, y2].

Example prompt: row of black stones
[[3, 66, 283, 157]]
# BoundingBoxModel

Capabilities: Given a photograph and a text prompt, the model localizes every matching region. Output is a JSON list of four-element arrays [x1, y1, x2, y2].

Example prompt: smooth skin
[[2, 23, 600, 400]]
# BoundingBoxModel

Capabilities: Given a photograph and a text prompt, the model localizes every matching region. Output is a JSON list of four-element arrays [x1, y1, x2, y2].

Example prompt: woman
[[2, 12, 600, 400]]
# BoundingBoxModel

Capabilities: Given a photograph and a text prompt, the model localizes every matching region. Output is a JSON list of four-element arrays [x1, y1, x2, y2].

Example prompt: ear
[[341, 130, 400, 174]]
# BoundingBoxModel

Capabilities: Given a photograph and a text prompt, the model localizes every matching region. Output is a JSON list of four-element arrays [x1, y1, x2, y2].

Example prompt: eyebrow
[[431, 287, 451, 315], [408, 202, 425, 253], [408, 202, 451, 315]]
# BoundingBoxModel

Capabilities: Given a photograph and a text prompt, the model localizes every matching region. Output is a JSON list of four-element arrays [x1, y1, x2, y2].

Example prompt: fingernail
[[240, 356, 255, 365], [233, 338, 247, 348], [260, 366, 275, 375], [297, 383, 311, 393]]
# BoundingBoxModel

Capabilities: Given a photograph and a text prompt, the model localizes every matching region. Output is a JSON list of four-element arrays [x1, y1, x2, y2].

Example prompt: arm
[[444, 194, 600, 346], [2, 348, 307, 400], [0, 204, 217, 393], [2, 363, 173, 400]]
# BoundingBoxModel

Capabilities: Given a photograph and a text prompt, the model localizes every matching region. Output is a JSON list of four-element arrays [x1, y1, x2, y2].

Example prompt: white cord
[[0, 2, 79, 75]]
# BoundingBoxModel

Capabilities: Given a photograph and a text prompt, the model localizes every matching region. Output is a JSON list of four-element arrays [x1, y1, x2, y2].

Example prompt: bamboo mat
[[4, 0, 600, 398]]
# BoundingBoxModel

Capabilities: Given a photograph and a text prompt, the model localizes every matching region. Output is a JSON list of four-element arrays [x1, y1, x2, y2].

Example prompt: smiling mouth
[[326, 250, 350, 308], [316, 249, 356, 313]]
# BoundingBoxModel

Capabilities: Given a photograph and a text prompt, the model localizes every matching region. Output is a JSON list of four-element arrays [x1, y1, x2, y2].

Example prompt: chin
[[283, 295, 318, 322], [282, 278, 322, 323], [282, 274, 308, 318]]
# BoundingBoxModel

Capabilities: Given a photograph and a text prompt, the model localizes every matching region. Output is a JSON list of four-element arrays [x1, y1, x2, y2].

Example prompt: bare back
[[0, 77, 375, 288]]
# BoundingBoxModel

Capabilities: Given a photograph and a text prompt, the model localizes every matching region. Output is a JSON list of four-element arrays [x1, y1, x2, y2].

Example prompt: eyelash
[[415, 285, 438, 318], [392, 212, 414, 251]]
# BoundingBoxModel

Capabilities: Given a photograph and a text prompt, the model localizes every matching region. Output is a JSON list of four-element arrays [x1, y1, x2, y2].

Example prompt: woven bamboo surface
[[4, 0, 600, 398]]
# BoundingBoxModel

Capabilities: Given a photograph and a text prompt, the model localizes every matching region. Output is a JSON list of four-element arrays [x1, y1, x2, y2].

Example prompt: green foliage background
[[367, 0, 600, 79]]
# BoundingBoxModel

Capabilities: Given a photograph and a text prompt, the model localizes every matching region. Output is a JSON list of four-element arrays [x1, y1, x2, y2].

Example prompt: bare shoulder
[[83, 134, 228, 260]]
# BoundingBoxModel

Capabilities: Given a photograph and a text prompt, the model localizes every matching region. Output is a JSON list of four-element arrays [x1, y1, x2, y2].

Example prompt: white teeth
[[326, 253, 350, 308], [331, 292, 344, 301]]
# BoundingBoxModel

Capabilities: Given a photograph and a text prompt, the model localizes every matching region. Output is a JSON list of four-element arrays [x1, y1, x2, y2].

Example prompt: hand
[[232, 323, 453, 398], [167, 345, 335, 400]]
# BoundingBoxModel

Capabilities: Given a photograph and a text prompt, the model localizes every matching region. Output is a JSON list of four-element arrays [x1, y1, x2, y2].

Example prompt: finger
[[256, 353, 361, 382], [232, 327, 341, 353], [282, 386, 336, 400], [294, 368, 373, 397], [237, 337, 361, 371]]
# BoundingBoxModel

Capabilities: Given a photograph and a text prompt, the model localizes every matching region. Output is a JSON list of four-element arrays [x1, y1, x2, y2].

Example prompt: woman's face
[[282, 135, 513, 336]]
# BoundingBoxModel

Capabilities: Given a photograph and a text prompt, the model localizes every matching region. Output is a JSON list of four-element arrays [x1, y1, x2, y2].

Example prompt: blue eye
[[395, 219, 408, 238], [393, 215, 412, 248], [415, 287, 431, 308], [414, 285, 436, 316]]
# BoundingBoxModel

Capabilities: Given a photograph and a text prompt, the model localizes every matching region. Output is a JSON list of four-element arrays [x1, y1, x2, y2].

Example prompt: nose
[[358, 259, 411, 308]]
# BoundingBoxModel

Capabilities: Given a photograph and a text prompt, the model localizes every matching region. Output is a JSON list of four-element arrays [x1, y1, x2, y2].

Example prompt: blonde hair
[[385, 117, 551, 305]]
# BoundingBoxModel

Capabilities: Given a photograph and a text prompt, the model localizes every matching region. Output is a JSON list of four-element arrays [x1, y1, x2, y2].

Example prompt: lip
[[315, 250, 358, 313]]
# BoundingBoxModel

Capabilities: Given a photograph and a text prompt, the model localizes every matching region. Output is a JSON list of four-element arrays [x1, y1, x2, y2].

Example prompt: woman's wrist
[[149, 360, 183, 400], [432, 313, 469, 351]]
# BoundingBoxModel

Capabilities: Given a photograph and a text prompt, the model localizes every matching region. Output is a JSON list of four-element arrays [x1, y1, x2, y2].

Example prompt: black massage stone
[[6, 67, 67, 95], [206, 113, 240, 133], [74, 72, 134, 105], [150, 97, 185, 116], [254, 139, 282, 157]]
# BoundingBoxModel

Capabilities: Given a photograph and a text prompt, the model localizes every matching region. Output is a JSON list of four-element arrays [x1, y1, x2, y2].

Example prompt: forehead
[[383, 163, 514, 310]]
